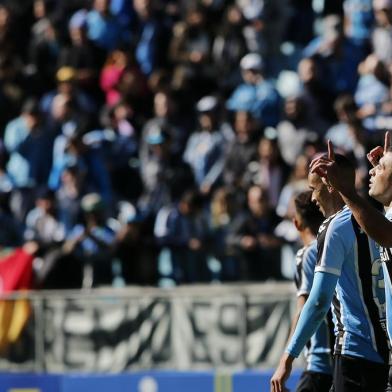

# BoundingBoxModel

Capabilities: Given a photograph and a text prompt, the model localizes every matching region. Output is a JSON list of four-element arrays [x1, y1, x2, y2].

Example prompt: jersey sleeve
[[315, 217, 354, 277], [297, 243, 318, 297]]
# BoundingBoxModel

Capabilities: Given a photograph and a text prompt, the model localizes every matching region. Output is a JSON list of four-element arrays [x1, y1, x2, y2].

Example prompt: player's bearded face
[[369, 152, 392, 206]]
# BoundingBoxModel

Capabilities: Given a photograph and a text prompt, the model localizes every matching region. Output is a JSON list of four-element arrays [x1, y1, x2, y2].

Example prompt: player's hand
[[367, 131, 391, 167], [310, 141, 356, 196], [270, 353, 293, 392]]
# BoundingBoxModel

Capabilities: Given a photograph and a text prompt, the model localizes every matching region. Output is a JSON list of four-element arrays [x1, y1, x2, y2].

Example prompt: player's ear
[[327, 184, 334, 194], [293, 217, 301, 231]]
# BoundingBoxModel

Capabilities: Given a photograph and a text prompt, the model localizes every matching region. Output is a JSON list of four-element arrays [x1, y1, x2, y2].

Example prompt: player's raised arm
[[311, 135, 392, 247]]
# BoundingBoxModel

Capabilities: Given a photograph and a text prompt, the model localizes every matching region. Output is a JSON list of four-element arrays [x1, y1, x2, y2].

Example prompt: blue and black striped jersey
[[315, 206, 388, 364]]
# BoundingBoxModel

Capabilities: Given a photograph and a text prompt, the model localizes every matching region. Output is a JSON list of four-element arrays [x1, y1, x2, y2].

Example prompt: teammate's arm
[[270, 271, 338, 392], [287, 295, 307, 342]]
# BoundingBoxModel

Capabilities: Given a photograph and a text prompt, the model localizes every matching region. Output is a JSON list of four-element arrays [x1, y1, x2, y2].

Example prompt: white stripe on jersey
[[317, 213, 343, 277], [353, 241, 379, 354], [334, 289, 347, 354]]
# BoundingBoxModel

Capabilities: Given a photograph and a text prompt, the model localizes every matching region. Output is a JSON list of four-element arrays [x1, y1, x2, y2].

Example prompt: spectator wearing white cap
[[226, 52, 282, 127], [184, 96, 234, 196]]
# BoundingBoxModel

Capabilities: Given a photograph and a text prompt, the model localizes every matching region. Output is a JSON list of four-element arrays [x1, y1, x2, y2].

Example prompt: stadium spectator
[[56, 164, 84, 235], [211, 4, 248, 94], [58, 9, 105, 95], [63, 192, 116, 288], [4, 98, 54, 220], [277, 96, 319, 166], [223, 110, 259, 190], [243, 135, 290, 208], [372, 0, 392, 65], [114, 201, 158, 285], [24, 187, 65, 248], [28, 17, 60, 94], [140, 89, 188, 161], [303, 14, 366, 95], [209, 187, 240, 282], [226, 52, 282, 127], [154, 189, 210, 284], [169, 4, 213, 97], [133, 0, 169, 76], [183, 96, 233, 196], [86, 0, 124, 51], [139, 126, 194, 217], [227, 186, 282, 281]]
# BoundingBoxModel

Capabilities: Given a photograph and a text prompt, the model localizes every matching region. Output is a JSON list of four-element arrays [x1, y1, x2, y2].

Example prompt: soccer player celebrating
[[290, 191, 333, 392], [270, 154, 389, 392], [311, 132, 392, 386]]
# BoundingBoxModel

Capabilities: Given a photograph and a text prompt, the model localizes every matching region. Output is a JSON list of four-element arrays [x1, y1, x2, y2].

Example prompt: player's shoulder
[[327, 206, 353, 233], [318, 206, 354, 243], [302, 240, 318, 266], [295, 246, 306, 264]]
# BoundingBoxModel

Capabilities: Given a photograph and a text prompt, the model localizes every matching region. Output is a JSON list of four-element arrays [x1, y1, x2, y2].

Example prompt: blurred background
[[0, 0, 389, 389]]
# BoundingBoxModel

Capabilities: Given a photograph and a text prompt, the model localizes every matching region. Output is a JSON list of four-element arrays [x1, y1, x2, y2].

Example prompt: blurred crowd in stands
[[0, 0, 389, 289]]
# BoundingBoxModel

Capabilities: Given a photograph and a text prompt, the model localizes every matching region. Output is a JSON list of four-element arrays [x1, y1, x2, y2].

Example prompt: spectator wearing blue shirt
[[87, 0, 123, 52], [184, 96, 234, 196], [354, 55, 390, 133], [344, 0, 374, 45], [4, 98, 54, 219], [226, 53, 282, 127], [133, 0, 168, 76], [154, 190, 210, 284], [48, 122, 112, 204], [303, 15, 366, 95]]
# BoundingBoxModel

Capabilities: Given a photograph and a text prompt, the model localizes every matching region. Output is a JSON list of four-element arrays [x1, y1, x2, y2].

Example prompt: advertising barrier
[[0, 283, 298, 372], [0, 370, 302, 392]]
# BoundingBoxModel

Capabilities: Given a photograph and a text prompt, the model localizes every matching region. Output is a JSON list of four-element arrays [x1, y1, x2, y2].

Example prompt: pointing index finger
[[384, 131, 391, 153], [328, 140, 335, 161]]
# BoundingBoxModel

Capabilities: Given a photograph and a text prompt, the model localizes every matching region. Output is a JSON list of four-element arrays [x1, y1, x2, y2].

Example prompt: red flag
[[0, 249, 34, 293], [0, 249, 34, 352]]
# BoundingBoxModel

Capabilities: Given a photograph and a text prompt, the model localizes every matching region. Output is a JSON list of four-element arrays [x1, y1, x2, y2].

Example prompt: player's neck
[[300, 229, 315, 247], [324, 198, 345, 218]]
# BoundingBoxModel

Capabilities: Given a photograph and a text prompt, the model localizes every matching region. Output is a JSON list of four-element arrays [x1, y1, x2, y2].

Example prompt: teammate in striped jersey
[[290, 191, 333, 391], [271, 154, 389, 392], [310, 133, 392, 387]]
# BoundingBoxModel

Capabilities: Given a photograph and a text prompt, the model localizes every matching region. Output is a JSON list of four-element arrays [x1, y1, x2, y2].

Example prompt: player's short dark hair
[[294, 190, 324, 235]]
